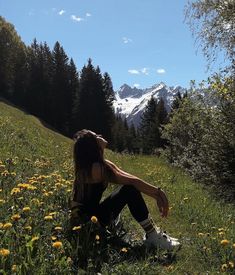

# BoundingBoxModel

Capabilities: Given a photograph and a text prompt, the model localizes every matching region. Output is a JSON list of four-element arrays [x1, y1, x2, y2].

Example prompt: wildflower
[[72, 226, 81, 231], [11, 187, 21, 195], [44, 215, 53, 221], [52, 241, 63, 249], [54, 226, 62, 231], [31, 236, 39, 242], [95, 235, 100, 241], [228, 261, 234, 268], [91, 216, 98, 223], [51, 236, 57, 240], [11, 265, 17, 272], [220, 239, 230, 246], [11, 214, 21, 221], [121, 247, 128, 253], [221, 264, 228, 272], [23, 206, 31, 212], [0, 248, 10, 256], [3, 222, 12, 229], [24, 225, 32, 231]]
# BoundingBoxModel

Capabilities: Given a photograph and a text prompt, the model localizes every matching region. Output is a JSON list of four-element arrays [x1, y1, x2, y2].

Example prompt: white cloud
[[58, 10, 66, 15], [71, 15, 84, 22], [157, 68, 166, 74], [141, 68, 149, 75], [86, 13, 91, 17], [122, 37, 132, 44], [128, 69, 140, 75], [133, 84, 140, 88]]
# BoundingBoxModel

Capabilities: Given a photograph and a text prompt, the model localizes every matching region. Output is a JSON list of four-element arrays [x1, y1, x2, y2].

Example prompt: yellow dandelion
[[91, 216, 98, 223], [220, 239, 230, 246], [44, 215, 53, 221], [11, 264, 17, 272], [31, 236, 39, 242], [23, 206, 31, 212], [0, 248, 10, 256], [51, 236, 57, 240], [95, 235, 100, 241], [221, 264, 228, 272], [52, 241, 63, 249], [24, 225, 32, 231], [72, 226, 81, 231], [54, 226, 62, 231], [121, 247, 128, 253], [11, 187, 21, 195], [11, 214, 21, 221], [3, 222, 12, 229], [49, 212, 57, 216]]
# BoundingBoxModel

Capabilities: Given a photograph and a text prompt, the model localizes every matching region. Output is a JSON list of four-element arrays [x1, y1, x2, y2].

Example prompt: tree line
[[0, 16, 169, 153]]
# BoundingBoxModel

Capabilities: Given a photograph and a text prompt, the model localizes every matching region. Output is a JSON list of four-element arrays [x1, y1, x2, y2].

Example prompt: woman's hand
[[155, 188, 169, 218]]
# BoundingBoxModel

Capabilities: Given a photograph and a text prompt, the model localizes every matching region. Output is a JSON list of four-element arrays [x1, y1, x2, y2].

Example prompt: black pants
[[94, 185, 149, 226]]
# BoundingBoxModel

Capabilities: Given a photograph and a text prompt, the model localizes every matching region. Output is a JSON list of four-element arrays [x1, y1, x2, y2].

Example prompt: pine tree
[[138, 96, 160, 154]]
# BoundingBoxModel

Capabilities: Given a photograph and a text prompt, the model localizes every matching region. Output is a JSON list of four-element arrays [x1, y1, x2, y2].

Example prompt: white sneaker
[[144, 231, 181, 251]]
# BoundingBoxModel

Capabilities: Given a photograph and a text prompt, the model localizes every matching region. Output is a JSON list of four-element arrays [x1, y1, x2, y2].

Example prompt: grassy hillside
[[0, 101, 235, 274]]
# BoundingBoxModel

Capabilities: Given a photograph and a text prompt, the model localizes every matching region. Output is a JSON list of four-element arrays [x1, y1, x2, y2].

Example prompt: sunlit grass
[[0, 101, 235, 274]]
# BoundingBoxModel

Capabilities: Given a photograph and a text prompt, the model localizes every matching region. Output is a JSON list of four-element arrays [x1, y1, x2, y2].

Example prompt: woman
[[71, 129, 180, 250]]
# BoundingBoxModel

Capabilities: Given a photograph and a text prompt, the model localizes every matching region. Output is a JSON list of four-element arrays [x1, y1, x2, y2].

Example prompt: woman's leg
[[96, 185, 149, 225], [96, 185, 180, 250]]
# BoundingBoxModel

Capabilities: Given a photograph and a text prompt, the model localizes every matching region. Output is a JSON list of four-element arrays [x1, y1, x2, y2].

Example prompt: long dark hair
[[73, 129, 104, 181]]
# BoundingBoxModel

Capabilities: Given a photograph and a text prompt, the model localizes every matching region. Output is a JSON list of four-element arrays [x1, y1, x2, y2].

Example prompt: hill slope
[[0, 101, 235, 274]]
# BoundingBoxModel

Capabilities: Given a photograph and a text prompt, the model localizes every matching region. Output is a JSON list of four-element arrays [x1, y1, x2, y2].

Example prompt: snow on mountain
[[113, 83, 187, 127]]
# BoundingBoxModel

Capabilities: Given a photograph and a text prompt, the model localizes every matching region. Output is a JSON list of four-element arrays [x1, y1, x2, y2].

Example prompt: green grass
[[0, 101, 235, 274]]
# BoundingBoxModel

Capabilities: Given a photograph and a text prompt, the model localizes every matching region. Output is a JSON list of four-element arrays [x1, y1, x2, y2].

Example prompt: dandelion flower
[[11, 187, 21, 195], [221, 263, 228, 272], [72, 226, 81, 231], [12, 265, 17, 272], [32, 236, 39, 242], [3, 222, 12, 229], [121, 247, 128, 253], [220, 239, 230, 246], [44, 215, 53, 221], [54, 226, 62, 231], [91, 216, 98, 223], [11, 214, 21, 221], [51, 236, 57, 241], [23, 207, 30, 212], [52, 241, 63, 249], [0, 248, 10, 256]]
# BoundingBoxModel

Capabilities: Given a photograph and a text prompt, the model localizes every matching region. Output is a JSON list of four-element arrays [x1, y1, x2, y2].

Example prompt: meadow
[[0, 101, 235, 274]]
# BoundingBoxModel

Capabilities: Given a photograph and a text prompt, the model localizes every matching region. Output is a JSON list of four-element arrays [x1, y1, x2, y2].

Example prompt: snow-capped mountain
[[113, 83, 187, 127]]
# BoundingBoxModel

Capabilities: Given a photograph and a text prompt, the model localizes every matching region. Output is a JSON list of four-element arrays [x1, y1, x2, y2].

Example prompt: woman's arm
[[104, 160, 169, 217]]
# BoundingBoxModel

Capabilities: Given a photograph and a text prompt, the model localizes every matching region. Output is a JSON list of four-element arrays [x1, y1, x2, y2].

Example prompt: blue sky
[[0, 0, 223, 90]]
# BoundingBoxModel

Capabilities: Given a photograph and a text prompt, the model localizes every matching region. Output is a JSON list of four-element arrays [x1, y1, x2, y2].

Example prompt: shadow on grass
[[67, 223, 178, 274]]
